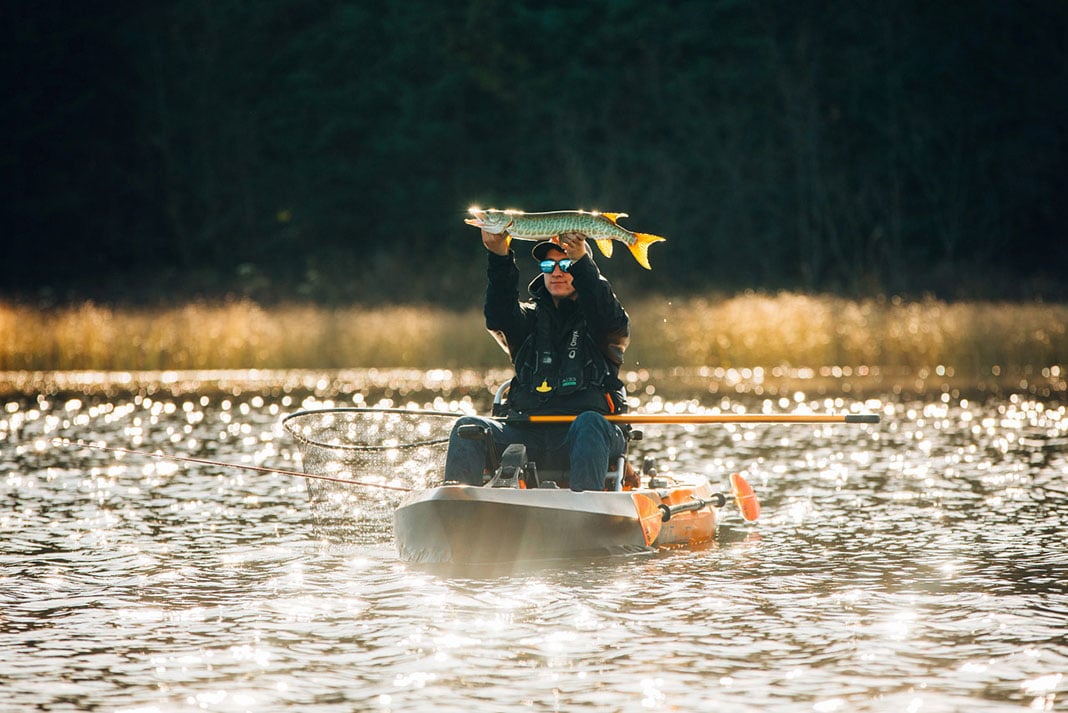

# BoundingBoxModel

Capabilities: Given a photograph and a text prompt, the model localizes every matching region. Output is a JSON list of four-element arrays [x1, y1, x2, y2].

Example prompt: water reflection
[[1, 371, 1066, 711]]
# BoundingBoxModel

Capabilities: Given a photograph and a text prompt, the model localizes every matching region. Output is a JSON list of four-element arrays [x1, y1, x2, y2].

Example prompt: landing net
[[282, 407, 460, 539]]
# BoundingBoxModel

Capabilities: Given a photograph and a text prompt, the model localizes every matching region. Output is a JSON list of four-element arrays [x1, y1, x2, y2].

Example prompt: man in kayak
[[444, 228, 631, 491]]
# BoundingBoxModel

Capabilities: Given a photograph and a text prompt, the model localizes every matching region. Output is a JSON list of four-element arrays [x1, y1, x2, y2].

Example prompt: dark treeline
[[5, 1, 1067, 307]]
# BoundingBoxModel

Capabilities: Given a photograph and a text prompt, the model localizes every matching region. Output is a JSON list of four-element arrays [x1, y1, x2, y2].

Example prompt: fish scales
[[509, 212, 631, 244]]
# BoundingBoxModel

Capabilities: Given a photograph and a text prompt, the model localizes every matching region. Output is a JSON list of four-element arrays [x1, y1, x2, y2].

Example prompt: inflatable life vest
[[506, 300, 626, 416]]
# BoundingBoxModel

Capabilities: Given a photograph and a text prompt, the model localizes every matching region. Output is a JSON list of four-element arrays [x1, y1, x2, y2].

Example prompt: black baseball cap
[[531, 240, 564, 261]]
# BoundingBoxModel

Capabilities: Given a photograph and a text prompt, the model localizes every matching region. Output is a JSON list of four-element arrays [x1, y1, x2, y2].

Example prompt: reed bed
[[2, 294, 1065, 379], [0, 300, 499, 371], [628, 293, 1067, 378]]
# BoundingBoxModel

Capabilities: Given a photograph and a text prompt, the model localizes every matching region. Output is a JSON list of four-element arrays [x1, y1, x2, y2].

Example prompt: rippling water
[[1, 371, 1066, 712]]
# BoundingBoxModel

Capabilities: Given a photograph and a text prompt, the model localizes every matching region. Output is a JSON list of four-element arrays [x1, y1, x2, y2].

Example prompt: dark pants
[[443, 411, 626, 491]]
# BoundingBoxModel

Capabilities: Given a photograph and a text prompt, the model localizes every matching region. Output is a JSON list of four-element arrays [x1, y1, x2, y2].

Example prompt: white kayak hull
[[394, 480, 720, 566]]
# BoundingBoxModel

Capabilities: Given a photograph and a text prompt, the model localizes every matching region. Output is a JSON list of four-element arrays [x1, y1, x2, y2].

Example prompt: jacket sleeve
[[567, 255, 630, 366], [483, 250, 534, 359]]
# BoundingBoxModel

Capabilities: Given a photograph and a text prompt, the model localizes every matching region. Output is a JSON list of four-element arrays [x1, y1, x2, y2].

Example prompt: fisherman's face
[[542, 247, 577, 302]]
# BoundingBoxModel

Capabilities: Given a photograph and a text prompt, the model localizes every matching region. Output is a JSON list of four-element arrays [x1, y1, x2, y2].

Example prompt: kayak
[[279, 405, 767, 567], [393, 472, 758, 566]]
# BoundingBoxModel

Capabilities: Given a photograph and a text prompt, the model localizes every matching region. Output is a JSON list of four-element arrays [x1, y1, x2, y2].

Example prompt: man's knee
[[570, 411, 618, 449], [572, 410, 609, 433], [573, 411, 604, 424], [451, 415, 485, 434]]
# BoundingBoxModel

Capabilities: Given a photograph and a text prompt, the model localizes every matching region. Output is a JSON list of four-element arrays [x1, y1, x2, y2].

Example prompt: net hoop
[[282, 407, 462, 453]]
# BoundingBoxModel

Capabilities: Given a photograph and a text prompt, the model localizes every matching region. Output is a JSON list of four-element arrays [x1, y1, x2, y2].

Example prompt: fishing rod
[[51, 439, 413, 492]]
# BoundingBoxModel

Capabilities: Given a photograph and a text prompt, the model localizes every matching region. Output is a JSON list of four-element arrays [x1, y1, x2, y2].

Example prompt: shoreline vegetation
[[2, 294, 1065, 399]]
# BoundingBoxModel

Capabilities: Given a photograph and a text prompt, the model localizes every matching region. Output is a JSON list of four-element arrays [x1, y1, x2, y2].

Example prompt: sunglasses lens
[[539, 259, 573, 273]]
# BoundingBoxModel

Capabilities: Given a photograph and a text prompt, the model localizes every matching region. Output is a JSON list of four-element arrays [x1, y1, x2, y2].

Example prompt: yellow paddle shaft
[[523, 413, 880, 425]]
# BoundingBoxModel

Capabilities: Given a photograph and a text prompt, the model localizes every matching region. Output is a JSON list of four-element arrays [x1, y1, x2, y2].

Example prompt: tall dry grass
[[0, 299, 500, 371], [628, 293, 1067, 377], [1, 294, 1065, 376]]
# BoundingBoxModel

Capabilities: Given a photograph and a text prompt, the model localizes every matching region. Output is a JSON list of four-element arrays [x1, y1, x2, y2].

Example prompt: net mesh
[[282, 408, 460, 540]]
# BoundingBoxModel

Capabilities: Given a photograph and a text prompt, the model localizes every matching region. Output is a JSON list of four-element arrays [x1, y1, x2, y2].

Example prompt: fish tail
[[628, 232, 666, 270]]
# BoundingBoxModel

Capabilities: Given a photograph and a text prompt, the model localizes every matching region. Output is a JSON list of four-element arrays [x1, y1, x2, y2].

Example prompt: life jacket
[[506, 298, 626, 416]]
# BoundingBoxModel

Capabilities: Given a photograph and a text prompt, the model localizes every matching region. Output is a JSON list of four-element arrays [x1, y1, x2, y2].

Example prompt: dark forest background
[[5, 1, 1067, 308]]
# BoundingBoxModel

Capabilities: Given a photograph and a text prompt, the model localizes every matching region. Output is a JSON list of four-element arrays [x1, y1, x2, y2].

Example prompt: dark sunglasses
[[539, 258, 574, 274]]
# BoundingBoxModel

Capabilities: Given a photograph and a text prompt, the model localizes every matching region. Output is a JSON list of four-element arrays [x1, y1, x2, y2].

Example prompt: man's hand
[[555, 232, 589, 261], [482, 229, 509, 256]]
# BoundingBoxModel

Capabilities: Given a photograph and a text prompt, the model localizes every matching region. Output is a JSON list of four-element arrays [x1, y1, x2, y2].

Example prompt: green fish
[[465, 208, 666, 269]]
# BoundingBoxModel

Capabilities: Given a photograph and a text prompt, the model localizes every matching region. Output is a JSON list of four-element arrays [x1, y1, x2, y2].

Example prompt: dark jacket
[[484, 250, 630, 415]]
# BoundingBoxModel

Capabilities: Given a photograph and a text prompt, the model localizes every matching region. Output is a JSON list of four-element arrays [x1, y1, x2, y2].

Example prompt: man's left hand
[[555, 232, 588, 261]]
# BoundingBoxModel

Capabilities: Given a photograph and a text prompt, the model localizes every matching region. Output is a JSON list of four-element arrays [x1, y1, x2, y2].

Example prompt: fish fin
[[628, 232, 667, 270], [594, 238, 614, 258], [599, 212, 629, 225]]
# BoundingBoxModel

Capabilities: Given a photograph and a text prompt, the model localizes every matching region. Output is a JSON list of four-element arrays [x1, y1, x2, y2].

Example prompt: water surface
[[1, 371, 1065, 711]]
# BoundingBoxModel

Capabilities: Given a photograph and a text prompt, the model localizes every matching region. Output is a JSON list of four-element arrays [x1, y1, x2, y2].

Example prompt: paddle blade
[[632, 493, 663, 546], [730, 473, 761, 522]]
